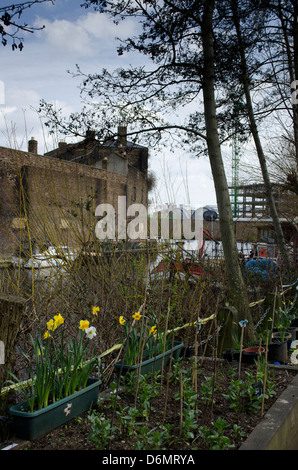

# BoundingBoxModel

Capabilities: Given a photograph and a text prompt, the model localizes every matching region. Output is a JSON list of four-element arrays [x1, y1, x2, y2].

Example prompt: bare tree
[[230, 0, 291, 271], [41, 0, 256, 334], [0, 0, 54, 50]]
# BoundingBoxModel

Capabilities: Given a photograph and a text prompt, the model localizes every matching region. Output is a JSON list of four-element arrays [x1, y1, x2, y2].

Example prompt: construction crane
[[231, 131, 240, 218], [230, 98, 244, 218]]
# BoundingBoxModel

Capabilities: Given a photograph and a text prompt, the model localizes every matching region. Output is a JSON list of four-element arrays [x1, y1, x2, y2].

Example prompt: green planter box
[[114, 341, 184, 377], [9, 378, 101, 440]]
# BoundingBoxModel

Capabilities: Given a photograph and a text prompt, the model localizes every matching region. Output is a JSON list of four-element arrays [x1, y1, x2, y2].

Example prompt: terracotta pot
[[242, 346, 265, 364]]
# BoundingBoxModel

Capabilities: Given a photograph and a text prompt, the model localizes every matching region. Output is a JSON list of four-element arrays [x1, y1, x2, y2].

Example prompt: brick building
[[0, 126, 149, 257]]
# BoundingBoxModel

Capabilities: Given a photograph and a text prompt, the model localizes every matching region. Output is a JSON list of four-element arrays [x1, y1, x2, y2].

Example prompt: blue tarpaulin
[[244, 259, 278, 281]]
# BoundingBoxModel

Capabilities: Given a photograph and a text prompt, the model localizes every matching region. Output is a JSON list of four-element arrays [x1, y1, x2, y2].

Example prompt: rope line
[[1, 280, 297, 396]]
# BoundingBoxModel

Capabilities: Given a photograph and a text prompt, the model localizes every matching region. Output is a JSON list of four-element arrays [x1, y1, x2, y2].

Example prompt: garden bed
[[1, 357, 297, 451]]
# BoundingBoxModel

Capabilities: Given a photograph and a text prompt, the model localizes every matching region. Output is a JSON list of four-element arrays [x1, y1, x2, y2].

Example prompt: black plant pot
[[272, 331, 293, 351], [184, 346, 195, 358], [267, 340, 288, 363], [223, 349, 240, 362]]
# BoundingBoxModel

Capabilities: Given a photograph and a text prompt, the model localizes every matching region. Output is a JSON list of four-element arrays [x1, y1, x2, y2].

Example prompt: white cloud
[[77, 12, 132, 42], [41, 18, 92, 55], [35, 11, 139, 58], [150, 151, 216, 207]]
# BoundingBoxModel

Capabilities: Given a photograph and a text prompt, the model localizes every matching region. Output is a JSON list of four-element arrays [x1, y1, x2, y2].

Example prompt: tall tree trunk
[[232, 0, 291, 272], [275, 0, 298, 170], [201, 0, 255, 340], [292, 0, 298, 170]]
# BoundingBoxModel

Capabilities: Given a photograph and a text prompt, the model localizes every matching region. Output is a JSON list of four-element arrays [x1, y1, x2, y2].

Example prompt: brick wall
[[0, 141, 148, 257]]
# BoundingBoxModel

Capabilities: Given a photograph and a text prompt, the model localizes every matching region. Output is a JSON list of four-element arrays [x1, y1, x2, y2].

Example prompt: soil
[[2, 356, 296, 451]]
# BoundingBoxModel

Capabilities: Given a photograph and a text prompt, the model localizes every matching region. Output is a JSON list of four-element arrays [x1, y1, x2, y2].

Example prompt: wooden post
[[179, 372, 183, 436], [238, 323, 245, 379], [0, 294, 27, 386], [217, 306, 239, 356]]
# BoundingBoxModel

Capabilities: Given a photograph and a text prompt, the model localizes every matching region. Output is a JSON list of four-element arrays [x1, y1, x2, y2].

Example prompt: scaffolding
[[231, 132, 240, 218]]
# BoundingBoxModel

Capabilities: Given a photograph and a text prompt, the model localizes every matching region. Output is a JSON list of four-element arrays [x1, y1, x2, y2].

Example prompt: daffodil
[[14, 317, 99, 413], [46, 319, 57, 331], [132, 312, 142, 321], [117, 313, 167, 366], [54, 313, 64, 326], [85, 326, 97, 340], [149, 325, 157, 336], [79, 320, 90, 331], [92, 306, 100, 316]]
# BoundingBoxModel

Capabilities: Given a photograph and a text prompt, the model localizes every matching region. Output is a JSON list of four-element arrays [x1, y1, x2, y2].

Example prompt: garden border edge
[[240, 367, 298, 450]]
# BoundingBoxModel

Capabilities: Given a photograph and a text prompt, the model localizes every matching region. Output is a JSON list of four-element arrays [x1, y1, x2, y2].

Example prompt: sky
[[0, 0, 243, 209]]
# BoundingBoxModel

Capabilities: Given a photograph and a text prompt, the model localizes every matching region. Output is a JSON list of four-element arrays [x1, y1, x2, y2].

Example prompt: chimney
[[117, 125, 127, 147], [102, 156, 108, 170], [86, 129, 96, 141], [28, 137, 38, 154]]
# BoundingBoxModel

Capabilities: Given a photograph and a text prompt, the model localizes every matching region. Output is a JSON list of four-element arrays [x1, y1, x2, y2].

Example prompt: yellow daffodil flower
[[119, 316, 126, 325], [54, 313, 64, 326], [46, 319, 57, 331], [79, 320, 90, 331], [132, 312, 142, 321], [43, 331, 51, 339], [92, 306, 100, 316], [149, 325, 157, 336]]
